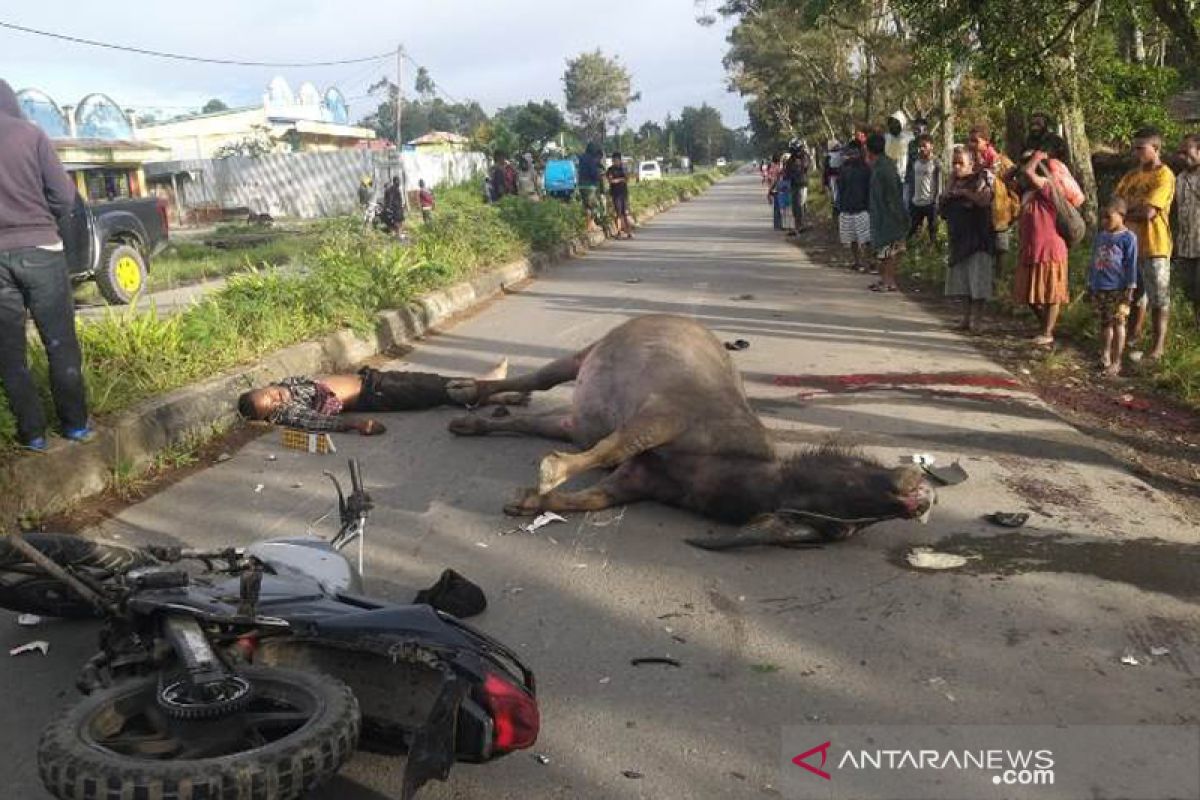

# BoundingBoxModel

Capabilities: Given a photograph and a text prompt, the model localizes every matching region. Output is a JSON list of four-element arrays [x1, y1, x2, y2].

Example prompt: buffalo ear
[[685, 513, 824, 551]]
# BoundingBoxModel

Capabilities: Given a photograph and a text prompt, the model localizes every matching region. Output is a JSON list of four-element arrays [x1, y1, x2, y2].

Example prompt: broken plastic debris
[[527, 512, 566, 532], [475, 542, 490, 549], [1149, 646, 1171, 657], [254, 484, 265, 493], [10, 640, 49, 656], [599, 676, 611, 684], [1120, 652, 1141, 666], [16, 613, 41, 626], [905, 453, 936, 466], [265, 454, 277, 462], [907, 548, 969, 570], [987, 512, 1029, 528], [533, 754, 551, 765], [923, 461, 969, 486]]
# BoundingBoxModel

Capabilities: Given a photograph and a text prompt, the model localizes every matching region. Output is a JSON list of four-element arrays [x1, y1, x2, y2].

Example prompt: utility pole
[[395, 44, 404, 151]]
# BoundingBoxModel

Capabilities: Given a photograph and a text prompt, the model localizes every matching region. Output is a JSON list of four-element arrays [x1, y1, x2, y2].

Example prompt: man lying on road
[[238, 360, 523, 435]]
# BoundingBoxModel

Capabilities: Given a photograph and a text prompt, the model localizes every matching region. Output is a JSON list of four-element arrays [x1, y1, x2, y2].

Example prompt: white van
[[638, 160, 662, 182]]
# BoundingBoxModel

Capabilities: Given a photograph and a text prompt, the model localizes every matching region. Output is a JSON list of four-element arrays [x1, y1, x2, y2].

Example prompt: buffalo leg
[[448, 410, 574, 442], [537, 400, 683, 494], [445, 348, 591, 406], [504, 464, 646, 516]]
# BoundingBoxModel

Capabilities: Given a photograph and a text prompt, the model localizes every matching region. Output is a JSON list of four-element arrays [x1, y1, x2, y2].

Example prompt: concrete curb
[[0, 189, 702, 524]]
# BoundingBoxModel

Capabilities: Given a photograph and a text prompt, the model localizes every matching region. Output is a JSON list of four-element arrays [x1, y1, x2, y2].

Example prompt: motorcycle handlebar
[[349, 459, 364, 497]]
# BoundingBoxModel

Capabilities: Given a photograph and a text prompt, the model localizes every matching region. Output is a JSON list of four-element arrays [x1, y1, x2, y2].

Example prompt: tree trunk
[[1060, 95, 1098, 226], [1004, 104, 1024, 160], [939, 64, 954, 168]]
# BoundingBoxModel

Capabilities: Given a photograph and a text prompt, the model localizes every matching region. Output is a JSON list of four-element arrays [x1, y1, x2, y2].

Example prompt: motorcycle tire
[[0, 532, 155, 618], [38, 666, 360, 800]]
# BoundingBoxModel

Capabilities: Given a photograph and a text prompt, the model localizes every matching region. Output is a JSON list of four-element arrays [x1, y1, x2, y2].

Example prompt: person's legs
[[1111, 312, 1128, 373], [1037, 303, 1060, 341], [1145, 257, 1171, 361], [773, 200, 783, 230], [926, 205, 939, 245], [0, 250, 48, 445], [1099, 323, 1114, 368], [19, 249, 88, 433], [907, 205, 924, 240], [1127, 259, 1149, 350]]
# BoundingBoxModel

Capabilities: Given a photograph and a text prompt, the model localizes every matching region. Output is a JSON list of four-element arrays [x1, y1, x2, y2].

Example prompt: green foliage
[[563, 50, 637, 142], [493, 101, 567, 154], [201, 98, 228, 114]]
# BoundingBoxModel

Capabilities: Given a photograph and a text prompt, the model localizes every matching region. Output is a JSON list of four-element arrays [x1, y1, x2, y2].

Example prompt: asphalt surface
[[3, 173, 1198, 799]]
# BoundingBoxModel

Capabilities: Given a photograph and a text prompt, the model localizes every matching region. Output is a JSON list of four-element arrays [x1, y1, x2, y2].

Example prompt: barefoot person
[[865, 132, 908, 292], [940, 146, 995, 332], [238, 361, 520, 434], [1087, 197, 1138, 376], [1013, 150, 1072, 345]]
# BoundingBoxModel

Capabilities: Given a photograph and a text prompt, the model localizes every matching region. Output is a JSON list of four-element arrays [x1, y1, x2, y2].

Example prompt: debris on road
[[9, 640, 49, 656], [906, 548, 969, 570], [723, 339, 750, 351], [987, 511, 1029, 528], [631, 656, 682, 668], [923, 461, 969, 486], [265, 454, 277, 462], [254, 484, 264, 493], [751, 663, 781, 674], [599, 676, 611, 684], [533, 754, 551, 765], [624, 277, 643, 284], [500, 511, 567, 536], [622, 770, 645, 779], [475, 542, 490, 548], [730, 294, 755, 301], [905, 453, 936, 466], [16, 613, 42, 626], [1120, 652, 1141, 666], [215, 452, 232, 463], [1149, 646, 1171, 657]]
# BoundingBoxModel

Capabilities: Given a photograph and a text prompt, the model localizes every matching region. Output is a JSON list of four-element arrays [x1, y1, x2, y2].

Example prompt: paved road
[[3, 174, 1198, 799]]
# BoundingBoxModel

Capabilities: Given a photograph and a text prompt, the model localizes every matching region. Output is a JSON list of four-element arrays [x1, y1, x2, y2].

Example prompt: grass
[[1, 170, 728, 453]]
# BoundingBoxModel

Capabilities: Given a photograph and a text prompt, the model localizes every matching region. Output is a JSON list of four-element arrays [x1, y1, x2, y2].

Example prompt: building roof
[[407, 130, 469, 146], [139, 105, 259, 128]]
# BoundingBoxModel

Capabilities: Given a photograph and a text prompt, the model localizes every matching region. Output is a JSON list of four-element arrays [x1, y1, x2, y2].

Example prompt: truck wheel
[[0, 533, 155, 618], [96, 243, 147, 304], [38, 666, 360, 800]]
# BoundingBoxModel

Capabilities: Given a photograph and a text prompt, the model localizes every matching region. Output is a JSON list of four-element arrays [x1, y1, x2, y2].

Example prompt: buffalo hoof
[[503, 488, 543, 517], [446, 379, 483, 406], [537, 452, 574, 494], [491, 391, 531, 406], [448, 415, 488, 436]]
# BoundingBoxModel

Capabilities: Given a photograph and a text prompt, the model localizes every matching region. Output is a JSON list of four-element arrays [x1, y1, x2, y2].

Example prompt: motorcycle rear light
[[480, 672, 539, 753]]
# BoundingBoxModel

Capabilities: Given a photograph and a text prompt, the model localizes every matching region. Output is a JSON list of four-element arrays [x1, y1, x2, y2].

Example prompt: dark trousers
[[908, 203, 938, 243], [353, 368, 452, 412], [0, 247, 88, 443]]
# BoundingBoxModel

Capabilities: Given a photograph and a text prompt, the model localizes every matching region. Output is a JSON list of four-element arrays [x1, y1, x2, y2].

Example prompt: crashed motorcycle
[[0, 460, 538, 800]]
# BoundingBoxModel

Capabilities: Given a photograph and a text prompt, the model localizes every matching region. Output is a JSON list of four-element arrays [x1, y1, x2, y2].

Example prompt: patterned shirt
[[268, 376, 345, 432], [1176, 168, 1200, 259]]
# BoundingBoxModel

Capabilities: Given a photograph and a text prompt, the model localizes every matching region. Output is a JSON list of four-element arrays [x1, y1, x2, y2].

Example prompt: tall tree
[[201, 98, 228, 114], [495, 101, 567, 153], [562, 50, 638, 143], [414, 66, 436, 101]]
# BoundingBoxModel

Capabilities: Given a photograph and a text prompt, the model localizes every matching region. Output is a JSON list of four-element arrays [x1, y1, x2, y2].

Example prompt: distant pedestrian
[[836, 143, 872, 271], [906, 134, 942, 245], [489, 152, 517, 202], [357, 174, 374, 209], [940, 146, 995, 332], [770, 169, 792, 231], [418, 179, 435, 223], [1116, 126, 1176, 362], [382, 176, 405, 233], [865, 132, 907, 292], [578, 143, 611, 236], [516, 153, 541, 201], [823, 140, 843, 215], [885, 113, 913, 207], [784, 140, 812, 235], [904, 117, 930, 205], [1087, 197, 1138, 376], [765, 154, 782, 199], [606, 152, 633, 239], [1173, 133, 1200, 315], [0, 79, 91, 452]]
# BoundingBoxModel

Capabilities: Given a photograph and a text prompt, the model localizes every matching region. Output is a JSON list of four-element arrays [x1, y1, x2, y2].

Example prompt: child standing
[[418, 180, 435, 223], [1088, 197, 1139, 376], [771, 169, 792, 231]]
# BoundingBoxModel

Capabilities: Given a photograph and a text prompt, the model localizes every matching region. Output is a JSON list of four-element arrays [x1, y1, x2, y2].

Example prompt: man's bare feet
[[481, 358, 509, 381], [1031, 334, 1055, 347]]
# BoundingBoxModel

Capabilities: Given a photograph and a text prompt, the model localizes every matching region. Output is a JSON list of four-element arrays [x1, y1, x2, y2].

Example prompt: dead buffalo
[[447, 314, 934, 549]]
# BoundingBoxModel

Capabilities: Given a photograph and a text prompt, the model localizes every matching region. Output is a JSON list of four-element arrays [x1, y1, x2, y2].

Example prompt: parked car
[[542, 158, 577, 201], [716, 157, 728, 167], [63, 194, 169, 304], [637, 161, 663, 182]]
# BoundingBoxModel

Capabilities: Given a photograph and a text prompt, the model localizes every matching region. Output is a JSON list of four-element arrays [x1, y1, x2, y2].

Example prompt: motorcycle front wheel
[[38, 666, 360, 800], [0, 532, 155, 618]]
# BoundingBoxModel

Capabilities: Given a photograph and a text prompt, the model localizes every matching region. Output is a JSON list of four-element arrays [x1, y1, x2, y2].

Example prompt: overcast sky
[[0, 1, 746, 129]]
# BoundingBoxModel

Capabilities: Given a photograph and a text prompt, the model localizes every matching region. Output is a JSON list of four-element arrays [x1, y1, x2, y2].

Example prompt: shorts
[[876, 240, 907, 261], [1092, 289, 1132, 326], [994, 228, 1012, 253], [580, 184, 602, 215], [354, 368, 452, 411], [1133, 256, 1171, 309], [612, 191, 629, 217], [839, 211, 870, 245]]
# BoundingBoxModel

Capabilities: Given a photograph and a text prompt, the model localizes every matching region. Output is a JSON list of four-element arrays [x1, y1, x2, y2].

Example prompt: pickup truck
[[63, 195, 169, 304]]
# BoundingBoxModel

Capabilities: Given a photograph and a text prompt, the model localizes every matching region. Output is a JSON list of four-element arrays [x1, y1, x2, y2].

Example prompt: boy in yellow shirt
[[1115, 127, 1176, 362]]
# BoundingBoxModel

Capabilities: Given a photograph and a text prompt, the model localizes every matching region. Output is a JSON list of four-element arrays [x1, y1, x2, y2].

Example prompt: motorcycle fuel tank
[[245, 537, 362, 595]]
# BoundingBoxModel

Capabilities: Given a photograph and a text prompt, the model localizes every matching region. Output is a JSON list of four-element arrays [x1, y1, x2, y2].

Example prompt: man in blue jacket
[[0, 79, 90, 452]]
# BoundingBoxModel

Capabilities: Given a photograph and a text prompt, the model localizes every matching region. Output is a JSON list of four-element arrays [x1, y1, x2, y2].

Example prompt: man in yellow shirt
[[1115, 127, 1176, 362]]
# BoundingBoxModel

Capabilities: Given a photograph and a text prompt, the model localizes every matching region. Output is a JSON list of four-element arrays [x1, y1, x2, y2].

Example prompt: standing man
[[1174, 133, 1200, 317], [784, 139, 811, 236], [0, 79, 90, 451], [605, 152, 633, 239], [382, 176, 405, 234], [1116, 127, 1176, 363], [865, 132, 908, 293], [906, 134, 942, 245]]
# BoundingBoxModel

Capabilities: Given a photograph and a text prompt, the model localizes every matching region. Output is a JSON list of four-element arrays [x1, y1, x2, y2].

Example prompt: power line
[[0, 19, 394, 67], [401, 51, 464, 105]]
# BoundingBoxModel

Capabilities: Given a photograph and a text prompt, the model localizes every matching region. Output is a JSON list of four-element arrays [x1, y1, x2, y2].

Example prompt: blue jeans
[[0, 247, 88, 443]]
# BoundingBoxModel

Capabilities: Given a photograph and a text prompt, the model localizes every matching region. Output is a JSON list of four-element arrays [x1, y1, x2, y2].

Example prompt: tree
[[201, 98, 228, 114], [414, 66, 436, 101], [673, 104, 731, 163], [358, 77, 490, 144], [495, 101, 566, 154], [562, 50, 638, 143]]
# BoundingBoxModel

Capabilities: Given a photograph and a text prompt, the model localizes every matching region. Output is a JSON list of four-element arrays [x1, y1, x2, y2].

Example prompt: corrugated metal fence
[[146, 149, 488, 219]]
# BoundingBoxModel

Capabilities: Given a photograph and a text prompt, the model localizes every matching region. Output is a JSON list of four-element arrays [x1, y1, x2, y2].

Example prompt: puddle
[[890, 532, 1200, 603]]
